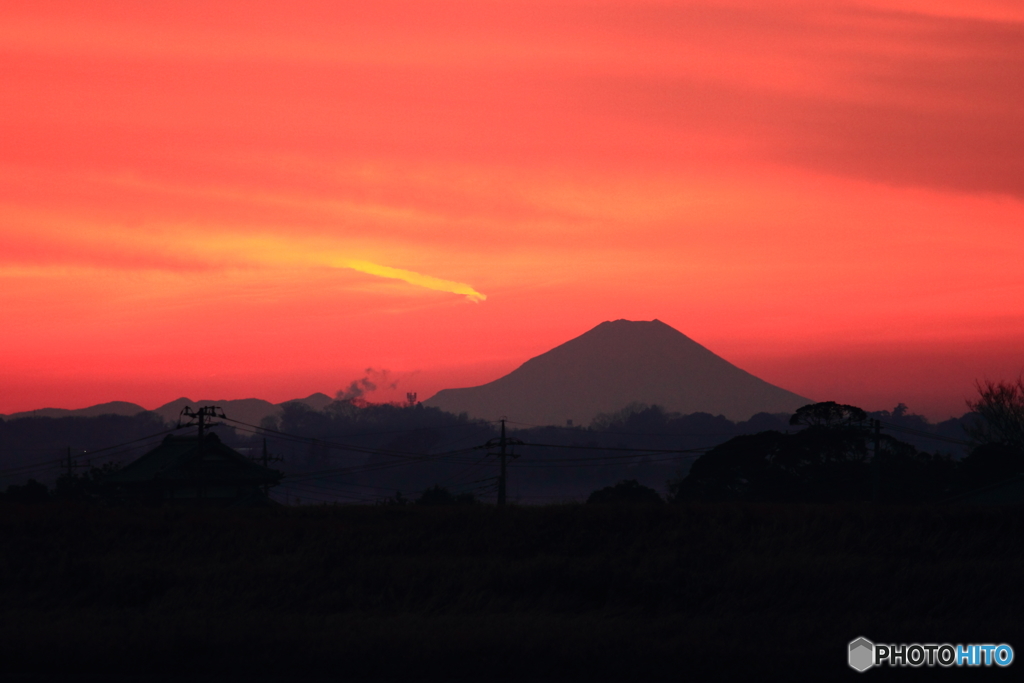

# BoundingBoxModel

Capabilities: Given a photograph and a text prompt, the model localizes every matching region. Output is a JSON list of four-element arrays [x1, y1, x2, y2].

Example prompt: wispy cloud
[[335, 259, 485, 303], [225, 237, 488, 302]]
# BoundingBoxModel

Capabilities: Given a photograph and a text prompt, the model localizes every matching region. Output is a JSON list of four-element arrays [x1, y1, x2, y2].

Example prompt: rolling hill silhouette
[[423, 319, 810, 425], [1, 393, 334, 426], [1, 401, 147, 420]]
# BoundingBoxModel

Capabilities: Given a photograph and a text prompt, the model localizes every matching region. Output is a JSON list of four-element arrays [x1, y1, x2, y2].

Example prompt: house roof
[[104, 433, 282, 485]]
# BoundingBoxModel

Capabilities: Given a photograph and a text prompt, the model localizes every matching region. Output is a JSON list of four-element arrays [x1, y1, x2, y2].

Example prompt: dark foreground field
[[1, 502, 1022, 681]]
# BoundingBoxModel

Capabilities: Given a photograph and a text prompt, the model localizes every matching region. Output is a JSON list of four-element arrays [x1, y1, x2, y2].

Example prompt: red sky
[[2, 0, 1022, 420]]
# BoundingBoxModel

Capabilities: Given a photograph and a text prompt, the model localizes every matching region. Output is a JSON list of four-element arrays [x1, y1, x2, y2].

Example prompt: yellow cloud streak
[[331, 258, 486, 303], [218, 235, 486, 302], [0, 208, 488, 302]]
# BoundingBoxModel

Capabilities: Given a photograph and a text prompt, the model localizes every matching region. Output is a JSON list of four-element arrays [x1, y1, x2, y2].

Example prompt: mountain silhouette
[[423, 319, 810, 424], [152, 393, 334, 426], [1, 401, 147, 420], [152, 397, 278, 426], [2, 393, 335, 426]]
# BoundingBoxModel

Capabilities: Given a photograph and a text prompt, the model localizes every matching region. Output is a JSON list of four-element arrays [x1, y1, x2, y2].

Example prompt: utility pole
[[498, 419, 508, 506], [63, 446, 87, 477], [258, 438, 284, 495], [484, 419, 523, 506], [180, 405, 225, 436], [179, 405, 226, 455], [872, 418, 881, 501], [262, 438, 269, 496]]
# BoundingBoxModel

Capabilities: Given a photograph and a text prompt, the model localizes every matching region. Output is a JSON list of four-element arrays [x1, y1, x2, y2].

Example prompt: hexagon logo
[[849, 637, 875, 672]]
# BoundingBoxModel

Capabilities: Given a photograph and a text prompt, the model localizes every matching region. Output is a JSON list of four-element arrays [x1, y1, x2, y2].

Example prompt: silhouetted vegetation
[[957, 442, 1023, 490], [217, 401, 803, 504], [0, 411, 167, 491], [960, 378, 1024, 491], [670, 403, 957, 503], [1, 478, 49, 504], [52, 461, 123, 501], [0, 395, 1001, 505], [966, 377, 1024, 452], [586, 479, 663, 504], [416, 484, 478, 505], [790, 400, 867, 428]]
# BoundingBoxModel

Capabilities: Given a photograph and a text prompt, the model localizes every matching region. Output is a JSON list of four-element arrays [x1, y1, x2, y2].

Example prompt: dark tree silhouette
[[3, 479, 49, 504], [415, 485, 476, 505], [966, 378, 1024, 452], [671, 401, 953, 503], [957, 442, 1023, 490], [53, 462, 123, 501], [790, 402, 868, 429], [587, 479, 663, 504], [378, 490, 410, 506], [668, 431, 803, 502]]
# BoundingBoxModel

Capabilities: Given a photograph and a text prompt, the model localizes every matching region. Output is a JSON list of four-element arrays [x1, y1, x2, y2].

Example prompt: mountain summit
[[423, 319, 810, 425]]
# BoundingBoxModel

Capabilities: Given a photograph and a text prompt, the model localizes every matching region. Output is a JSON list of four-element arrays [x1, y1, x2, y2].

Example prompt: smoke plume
[[336, 368, 399, 402]]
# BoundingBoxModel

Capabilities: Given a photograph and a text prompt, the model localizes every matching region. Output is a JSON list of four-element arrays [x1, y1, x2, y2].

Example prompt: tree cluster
[[669, 397, 1024, 504], [586, 479, 663, 504], [377, 484, 478, 506], [0, 462, 124, 504]]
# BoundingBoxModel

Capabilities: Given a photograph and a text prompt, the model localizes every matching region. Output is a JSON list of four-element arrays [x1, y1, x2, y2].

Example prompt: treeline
[[669, 402, 957, 503], [0, 394, 1000, 505], [0, 412, 168, 490], [1, 401, 795, 502], [252, 403, 803, 504]]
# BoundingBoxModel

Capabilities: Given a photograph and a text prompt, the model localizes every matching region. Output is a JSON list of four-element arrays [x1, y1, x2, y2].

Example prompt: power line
[[275, 480, 382, 503], [276, 446, 484, 485], [275, 418, 499, 441], [75, 426, 183, 455], [224, 421, 488, 465], [512, 453, 689, 468], [0, 427, 181, 478], [225, 418, 485, 462], [437, 453, 493, 489], [0, 459, 65, 478], [876, 420, 972, 446], [512, 442, 711, 454], [504, 419, 744, 439]]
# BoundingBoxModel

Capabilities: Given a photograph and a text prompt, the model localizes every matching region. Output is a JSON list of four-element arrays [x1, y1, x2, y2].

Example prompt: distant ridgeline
[[0, 392, 335, 427], [0, 396, 981, 505]]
